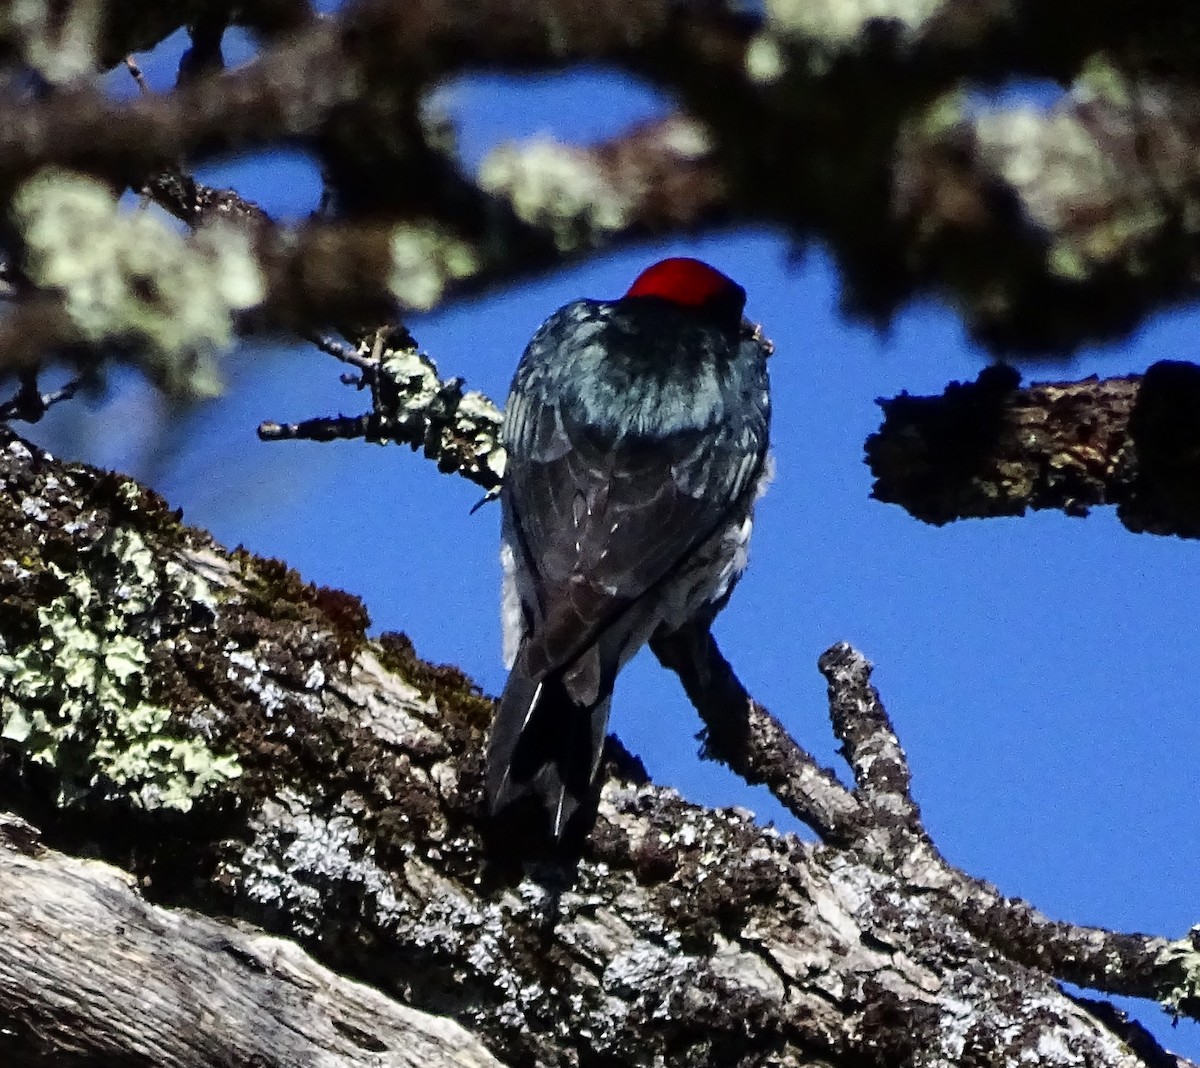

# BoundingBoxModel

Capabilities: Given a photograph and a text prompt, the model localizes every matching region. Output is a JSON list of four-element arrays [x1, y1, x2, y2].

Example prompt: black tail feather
[[486, 655, 610, 841]]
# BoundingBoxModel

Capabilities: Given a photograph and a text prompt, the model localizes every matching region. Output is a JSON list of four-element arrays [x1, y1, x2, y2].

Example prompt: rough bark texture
[[2, 429, 1199, 1066], [867, 360, 1200, 538]]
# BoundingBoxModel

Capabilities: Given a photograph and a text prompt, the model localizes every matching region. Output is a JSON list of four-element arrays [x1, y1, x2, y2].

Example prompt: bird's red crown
[[624, 258, 744, 312]]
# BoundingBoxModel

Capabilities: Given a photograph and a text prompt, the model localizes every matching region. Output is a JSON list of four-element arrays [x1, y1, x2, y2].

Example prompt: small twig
[[0, 370, 81, 423], [811, 644, 1194, 1006], [308, 334, 373, 371], [257, 415, 371, 442], [367, 328, 388, 416], [649, 622, 865, 845], [261, 328, 506, 491], [817, 643, 923, 836], [124, 55, 152, 95]]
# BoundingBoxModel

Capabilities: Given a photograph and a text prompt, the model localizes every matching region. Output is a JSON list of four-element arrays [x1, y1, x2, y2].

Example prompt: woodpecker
[[487, 258, 772, 841]]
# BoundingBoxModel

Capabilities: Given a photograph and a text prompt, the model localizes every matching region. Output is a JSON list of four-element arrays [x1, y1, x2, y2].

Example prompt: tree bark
[[868, 360, 1200, 538], [0, 812, 502, 1068], [1, 431, 1197, 1066]]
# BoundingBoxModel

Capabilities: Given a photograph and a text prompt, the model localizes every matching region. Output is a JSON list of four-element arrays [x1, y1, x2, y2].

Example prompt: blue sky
[[28, 30, 1200, 1059]]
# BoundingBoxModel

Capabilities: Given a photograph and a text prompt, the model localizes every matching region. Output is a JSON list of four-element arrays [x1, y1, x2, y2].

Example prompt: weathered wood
[[0, 814, 503, 1068]]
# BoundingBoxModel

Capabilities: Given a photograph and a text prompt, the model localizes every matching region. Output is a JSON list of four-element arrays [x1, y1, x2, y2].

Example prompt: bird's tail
[[486, 653, 611, 841]]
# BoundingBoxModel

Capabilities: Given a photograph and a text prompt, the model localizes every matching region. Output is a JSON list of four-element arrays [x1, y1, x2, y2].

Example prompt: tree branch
[[1, 425, 1196, 1064], [258, 325, 505, 491], [652, 620, 1198, 1024], [867, 360, 1200, 538], [5, 0, 1200, 365], [649, 622, 865, 846]]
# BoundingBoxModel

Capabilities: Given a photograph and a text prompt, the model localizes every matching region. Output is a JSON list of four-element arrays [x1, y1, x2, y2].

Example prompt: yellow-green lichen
[[766, 0, 944, 54], [454, 390, 506, 480], [479, 140, 634, 252], [0, 525, 240, 811], [387, 222, 481, 311], [12, 169, 266, 395], [975, 106, 1166, 279], [1074, 53, 1135, 110], [916, 91, 969, 140], [380, 345, 445, 413], [4, 0, 100, 85], [745, 33, 788, 84]]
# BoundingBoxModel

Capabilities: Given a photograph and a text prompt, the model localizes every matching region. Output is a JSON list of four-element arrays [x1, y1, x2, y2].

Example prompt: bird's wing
[[502, 382, 766, 684]]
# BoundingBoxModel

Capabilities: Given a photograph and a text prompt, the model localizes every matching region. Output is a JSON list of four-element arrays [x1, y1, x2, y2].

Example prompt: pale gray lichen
[[387, 222, 480, 311], [974, 104, 1167, 281], [766, 0, 944, 50], [236, 789, 408, 938], [745, 33, 789, 84], [452, 389, 506, 480], [1157, 927, 1200, 1016], [12, 169, 266, 395], [0, 493, 240, 810], [4, 0, 100, 84], [479, 140, 634, 252], [373, 342, 505, 482], [380, 346, 445, 411]]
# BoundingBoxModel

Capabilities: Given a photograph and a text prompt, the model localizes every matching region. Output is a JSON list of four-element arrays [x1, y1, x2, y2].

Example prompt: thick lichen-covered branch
[[891, 64, 1200, 350], [3, 0, 1200, 368], [0, 168, 497, 383], [1, 425, 1196, 1066], [867, 360, 1200, 538]]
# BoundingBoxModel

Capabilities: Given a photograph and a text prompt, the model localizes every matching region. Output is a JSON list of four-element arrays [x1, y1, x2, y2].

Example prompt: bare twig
[[817, 643, 923, 836], [124, 55, 151, 94], [0, 369, 81, 423], [650, 622, 865, 845]]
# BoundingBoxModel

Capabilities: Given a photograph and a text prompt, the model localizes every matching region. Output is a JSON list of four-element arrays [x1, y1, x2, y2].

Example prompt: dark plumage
[[487, 258, 772, 841]]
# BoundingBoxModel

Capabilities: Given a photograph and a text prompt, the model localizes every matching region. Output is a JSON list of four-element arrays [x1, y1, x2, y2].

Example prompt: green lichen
[[4, 0, 99, 84], [387, 222, 481, 311], [745, 33, 788, 84], [1075, 53, 1134, 110], [479, 140, 633, 252], [11, 169, 266, 395], [380, 345, 444, 412], [0, 525, 241, 811], [917, 91, 968, 140], [766, 0, 943, 56]]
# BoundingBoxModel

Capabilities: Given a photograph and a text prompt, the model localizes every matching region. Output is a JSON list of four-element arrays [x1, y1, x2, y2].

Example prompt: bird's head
[[621, 257, 747, 336]]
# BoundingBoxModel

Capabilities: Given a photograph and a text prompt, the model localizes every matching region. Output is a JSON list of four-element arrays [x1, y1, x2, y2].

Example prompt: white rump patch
[[754, 453, 776, 501], [499, 540, 523, 668]]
